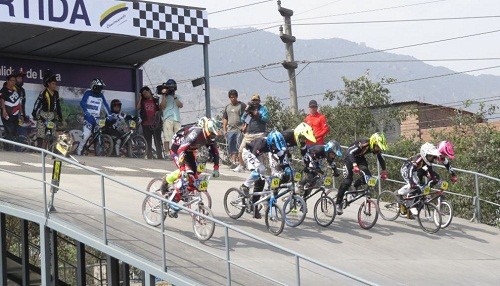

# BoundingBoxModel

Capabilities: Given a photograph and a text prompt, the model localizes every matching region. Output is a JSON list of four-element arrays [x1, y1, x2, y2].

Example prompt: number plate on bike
[[324, 176, 332, 186], [98, 119, 106, 127], [294, 172, 302, 182], [367, 177, 377, 187], [130, 121, 136, 129], [198, 180, 208, 191], [423, 186, 431, 195], [271, 177, 280, 189], [46, 121, 55, 129], [440, 181, 449, 190], [197, 163, 206, 173]]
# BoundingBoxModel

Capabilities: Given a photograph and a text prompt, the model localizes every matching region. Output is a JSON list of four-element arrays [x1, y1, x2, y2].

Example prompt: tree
[[263, 95, 305, 132]]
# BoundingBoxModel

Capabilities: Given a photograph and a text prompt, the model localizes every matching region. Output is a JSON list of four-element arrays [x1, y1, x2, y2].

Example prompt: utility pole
[[278, 0, 298, 113]]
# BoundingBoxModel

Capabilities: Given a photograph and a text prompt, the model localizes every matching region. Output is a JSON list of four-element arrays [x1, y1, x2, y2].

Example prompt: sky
[[144, 0, 500, 76]]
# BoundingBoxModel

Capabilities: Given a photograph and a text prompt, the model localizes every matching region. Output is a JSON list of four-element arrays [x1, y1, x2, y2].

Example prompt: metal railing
[[0, 138, 375, 285]]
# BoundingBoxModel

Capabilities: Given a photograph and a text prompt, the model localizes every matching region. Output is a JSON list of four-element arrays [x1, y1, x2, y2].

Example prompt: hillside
[[143, 28, 500, 123]]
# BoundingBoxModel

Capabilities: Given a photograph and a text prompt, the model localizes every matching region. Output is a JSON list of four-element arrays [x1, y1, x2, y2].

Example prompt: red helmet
[[437, 141, 455, 159]]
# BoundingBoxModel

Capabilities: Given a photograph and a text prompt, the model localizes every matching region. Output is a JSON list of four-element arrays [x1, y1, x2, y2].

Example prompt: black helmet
[[91, 78, 106, 93], [111, 99, 122, 108], [164, 79, 177, 91], [42, 69, 57, 87]]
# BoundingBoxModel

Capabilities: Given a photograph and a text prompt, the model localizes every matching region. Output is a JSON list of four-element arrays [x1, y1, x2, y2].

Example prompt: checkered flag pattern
[[132, 2, 209, 44]]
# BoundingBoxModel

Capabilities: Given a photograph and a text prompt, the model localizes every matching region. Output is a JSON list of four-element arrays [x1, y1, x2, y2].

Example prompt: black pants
[[142, 125, 163, 159], [336, 156, 371, 204], [1, 115, 19, 151]]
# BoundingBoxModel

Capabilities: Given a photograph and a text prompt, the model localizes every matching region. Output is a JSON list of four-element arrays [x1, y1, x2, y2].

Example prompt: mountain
[[143, 28, 500, 123]]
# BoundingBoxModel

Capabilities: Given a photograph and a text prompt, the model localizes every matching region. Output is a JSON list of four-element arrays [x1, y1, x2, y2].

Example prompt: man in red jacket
[[304, 100, 329, 145]]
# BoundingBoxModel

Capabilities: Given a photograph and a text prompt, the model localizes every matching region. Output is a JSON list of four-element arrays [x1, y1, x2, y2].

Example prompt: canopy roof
[[0, 1, 209, 68]]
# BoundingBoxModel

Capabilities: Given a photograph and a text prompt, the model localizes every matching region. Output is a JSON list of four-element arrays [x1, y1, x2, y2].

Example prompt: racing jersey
[[403, 154, 437, 187], [245, 137, 289, 166], [80, 90, 110, 118], [304, 144, 337, 169], [173, 127, 220, 170], [345, 138, 387, 170], [0, 86, 21, 116], [32, 88, 63, 120]]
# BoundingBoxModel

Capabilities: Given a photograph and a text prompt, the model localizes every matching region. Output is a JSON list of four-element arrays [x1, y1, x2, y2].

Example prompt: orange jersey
[[304, 113, 329, 145]]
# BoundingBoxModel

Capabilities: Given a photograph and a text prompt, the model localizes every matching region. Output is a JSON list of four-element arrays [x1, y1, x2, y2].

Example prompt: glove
[[380, 170, 388, 181], [352, 164, 360, 174], [212, 170, 220, 178], [450, 175, 458, 183]]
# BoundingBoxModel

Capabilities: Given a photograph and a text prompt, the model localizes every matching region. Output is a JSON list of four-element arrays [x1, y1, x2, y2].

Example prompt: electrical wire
[[293, 15, 500, 26], [208, 0, 273, 15]]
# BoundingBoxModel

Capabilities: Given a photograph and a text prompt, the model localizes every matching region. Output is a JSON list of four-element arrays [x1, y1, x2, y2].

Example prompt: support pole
[[278, 0, 298, 113], [203, 44, 211, 117]]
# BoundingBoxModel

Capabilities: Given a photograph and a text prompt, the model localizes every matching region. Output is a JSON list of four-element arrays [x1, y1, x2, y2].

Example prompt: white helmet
[[420, 142, 441, 165]]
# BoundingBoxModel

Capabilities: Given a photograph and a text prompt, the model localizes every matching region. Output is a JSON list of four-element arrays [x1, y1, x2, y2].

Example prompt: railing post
[[101, 176, 108, 244], [225, 227, 231, 286], [161, 201, 167, 272], [474, 174, 481, 223], [295, 255, 301, 286], [376, 161, 381, 195], [42, 151, 48, 218]]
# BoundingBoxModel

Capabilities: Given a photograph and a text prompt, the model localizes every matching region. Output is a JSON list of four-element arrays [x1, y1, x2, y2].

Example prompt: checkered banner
[[132, 2, 209, 44], [0, 0, 209, 44]]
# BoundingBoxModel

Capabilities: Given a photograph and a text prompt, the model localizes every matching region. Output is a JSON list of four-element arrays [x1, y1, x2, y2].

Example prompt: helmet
[[197, 116, 209, 128], [437, 141, 455, 159], [293, 122, 316, 147], [228, 89, 238, 97], [42, 69, 57, 87], [111, 99, 122, 109], [202, 117, 221, 141], [266, 130, 286, 152], [420, 142, 441, 165], [165, 79, 177, 91], [14, 68, 26, 78], [91, 78, 106, 93], [369, 132, 387, 151], [325, 140, 343, 157]]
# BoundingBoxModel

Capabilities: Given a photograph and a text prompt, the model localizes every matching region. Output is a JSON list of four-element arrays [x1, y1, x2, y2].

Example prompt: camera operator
[[158, 79, 183, 159], [232, 94, 269, 172]]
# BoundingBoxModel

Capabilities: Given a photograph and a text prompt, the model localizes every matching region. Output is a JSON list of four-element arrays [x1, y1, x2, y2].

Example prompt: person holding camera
[[233, 94, 269, 172], [158, 79, 183, 159]]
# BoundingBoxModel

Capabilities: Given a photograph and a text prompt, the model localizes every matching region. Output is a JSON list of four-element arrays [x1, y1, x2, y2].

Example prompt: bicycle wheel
[[437, 200, 453, 228], [16, 135, 30, 152], [377, 191, 400, 221], [358, 199, 378, 230], [313, 195, 336, 227], [142, 190, 166, 227], [128, 135, 147, 158], [282, 195, 307, 227], [417, 203, 441, 234], [223, 188, 246, 219], [265, 203, 285, 236], [198, 191, 212, 209], [192, 204, 215, 241]]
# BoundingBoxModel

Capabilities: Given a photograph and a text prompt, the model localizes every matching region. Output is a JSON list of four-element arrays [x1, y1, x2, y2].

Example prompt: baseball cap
[[309, 100, 318, 107], [251, 94, 260, 101]]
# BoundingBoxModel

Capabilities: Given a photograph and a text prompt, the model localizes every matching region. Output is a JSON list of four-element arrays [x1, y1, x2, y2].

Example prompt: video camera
[[246, 101, 258, 113], [156, 83, 175, 95]]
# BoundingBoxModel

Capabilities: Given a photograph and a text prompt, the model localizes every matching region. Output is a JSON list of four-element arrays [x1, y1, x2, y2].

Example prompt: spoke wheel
[[142, 190, 166, 227], [223, 188, 246, 219], [282, 195, 307, 227], [265, 203, 285, 236], [437, 200, 453, 228], [313, 196, 336, 227], [377, 191, 400, 221], [128, 135, 148, 158], [417, 203, 441, 234], [358, 199, 378, 230], [192, 204, 215, 241]]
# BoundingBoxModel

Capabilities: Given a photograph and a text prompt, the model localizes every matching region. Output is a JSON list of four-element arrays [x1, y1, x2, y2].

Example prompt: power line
[[211, 25, 279, 42], [294, 0, 343, 16], [313, 58, 500, 64], [208, 0, 273, 15], [293, 15, 500, 26], [387, 65, 500, 85]]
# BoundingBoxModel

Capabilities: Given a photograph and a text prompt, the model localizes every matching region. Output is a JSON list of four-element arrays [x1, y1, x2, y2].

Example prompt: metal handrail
[[0, 138, 376, 285]]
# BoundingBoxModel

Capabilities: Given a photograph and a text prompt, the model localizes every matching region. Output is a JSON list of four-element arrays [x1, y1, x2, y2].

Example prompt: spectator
[[304, 100, 329, 145], [159, 79, 183, 160], [14, 69, 28, 122], [137, 86, 163, 159], [32, 70, 62, 148], [0, 74, 21, 150], [233, 94, 269, 172], [222, 89, 246, 168]]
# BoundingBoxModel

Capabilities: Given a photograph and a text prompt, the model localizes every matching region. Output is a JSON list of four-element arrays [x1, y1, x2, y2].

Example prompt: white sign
[[0, 0, 209, 44]]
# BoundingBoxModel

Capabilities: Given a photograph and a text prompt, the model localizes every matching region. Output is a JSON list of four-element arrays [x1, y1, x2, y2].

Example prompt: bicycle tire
[[223, 187, 246, 219], [102, 134, 114, 156], [438, 200, 453, 228], [142, 190, 166, 227], [417, 203, 441, 234], [282, 194, 307, 227], [358, 199, 378, 230], [313, 195, 336, 227], [265, 203, 285, 236], [377, 191, 400, 221], [197, 190, 212, 209], [128, 134, 147, 158], [192, 204, 215, 241]]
